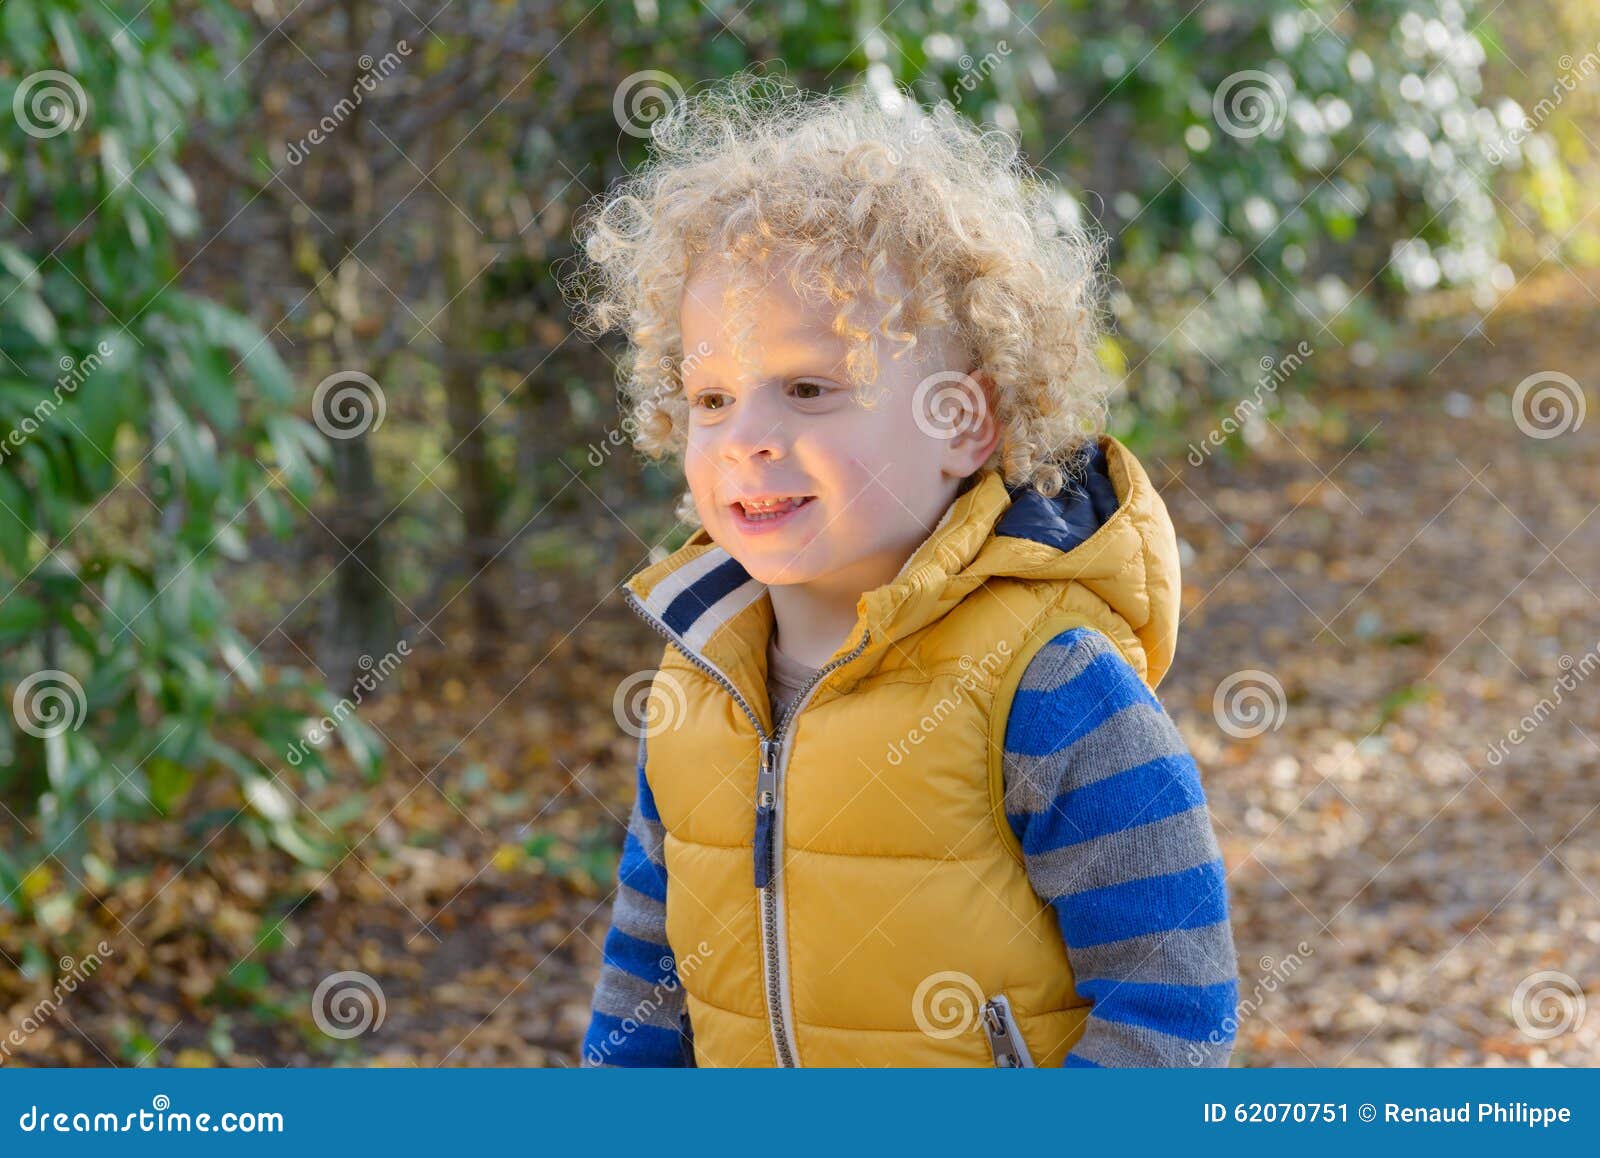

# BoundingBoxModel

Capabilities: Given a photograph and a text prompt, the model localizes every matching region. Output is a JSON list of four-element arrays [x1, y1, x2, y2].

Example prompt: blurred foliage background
[[1, 0, 1597, 1065]]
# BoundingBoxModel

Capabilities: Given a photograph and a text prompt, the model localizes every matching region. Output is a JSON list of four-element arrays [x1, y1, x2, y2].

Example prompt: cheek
[[683, 438, 714, 482]]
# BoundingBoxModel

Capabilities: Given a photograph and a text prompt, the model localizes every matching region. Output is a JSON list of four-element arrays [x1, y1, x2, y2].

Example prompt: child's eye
[[692, 391, 731, 411], [790, 380, 832, 400]]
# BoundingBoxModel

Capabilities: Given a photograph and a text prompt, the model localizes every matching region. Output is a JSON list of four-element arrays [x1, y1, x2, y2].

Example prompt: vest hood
[[623, 433, 1183, 723]]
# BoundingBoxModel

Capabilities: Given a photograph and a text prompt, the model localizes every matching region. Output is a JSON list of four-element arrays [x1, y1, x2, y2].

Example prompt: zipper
[[981, 994, 1035, 1067], [622, 584, 871, 1068]]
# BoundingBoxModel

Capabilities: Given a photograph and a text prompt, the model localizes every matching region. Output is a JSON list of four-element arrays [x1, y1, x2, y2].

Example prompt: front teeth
[[740, 496, 811, 520]]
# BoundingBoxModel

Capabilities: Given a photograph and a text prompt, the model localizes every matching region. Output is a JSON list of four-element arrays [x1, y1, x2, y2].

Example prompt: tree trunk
[[440, 200, 504, 642], [317, 0, 395, 695]]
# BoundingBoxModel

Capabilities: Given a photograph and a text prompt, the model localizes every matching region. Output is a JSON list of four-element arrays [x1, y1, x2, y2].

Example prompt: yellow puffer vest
[[622, 434, 1182, 1067]]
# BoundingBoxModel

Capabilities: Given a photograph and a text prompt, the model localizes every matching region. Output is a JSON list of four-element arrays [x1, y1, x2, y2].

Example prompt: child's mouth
[[730, 494, 816, 534]]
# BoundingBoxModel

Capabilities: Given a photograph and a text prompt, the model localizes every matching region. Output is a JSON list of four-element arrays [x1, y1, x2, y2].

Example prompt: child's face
[[679, 257, 997, 595]]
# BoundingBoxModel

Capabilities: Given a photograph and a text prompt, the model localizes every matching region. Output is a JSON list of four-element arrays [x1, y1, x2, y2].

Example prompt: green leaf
[[226, 959, 268, 994], [187, 297, 294, 404], [242, 773, 293, 824], [217, 626, 262, 692], [146, 756, 193, 814], [0, 594, 47, 641], [165, 409, 222, 504], [12, 292, 59, 345], [2, 0, 46, 59], [264, 415, 319, 496], [0, 472, 34, 571], [46, 8, 87, 73], [270, 819, 332, 867], [185, 339, 242, 432], [0, 243, 39, 285], [338, 716, 383, 780]]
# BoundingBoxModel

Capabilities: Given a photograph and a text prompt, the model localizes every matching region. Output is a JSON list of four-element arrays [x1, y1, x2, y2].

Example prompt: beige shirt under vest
[[766, 633, 818, 723]]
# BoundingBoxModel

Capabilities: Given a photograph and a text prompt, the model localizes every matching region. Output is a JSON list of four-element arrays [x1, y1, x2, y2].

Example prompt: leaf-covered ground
[[4, 269, 1596, 1067]]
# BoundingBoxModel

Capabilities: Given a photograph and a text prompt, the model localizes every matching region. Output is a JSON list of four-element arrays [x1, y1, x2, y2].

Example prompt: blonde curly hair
[[566, 72, 1111, 526]]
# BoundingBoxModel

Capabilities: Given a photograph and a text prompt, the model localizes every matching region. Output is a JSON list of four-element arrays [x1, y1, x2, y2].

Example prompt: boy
[[571, 76, 1238, 1067]]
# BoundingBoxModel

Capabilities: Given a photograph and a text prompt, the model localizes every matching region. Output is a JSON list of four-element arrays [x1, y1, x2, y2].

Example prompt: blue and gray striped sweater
[[582, 626, 1238, 1067]]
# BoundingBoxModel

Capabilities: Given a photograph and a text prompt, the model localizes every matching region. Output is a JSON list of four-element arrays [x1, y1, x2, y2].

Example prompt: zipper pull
[[753, 738, 779, 889], [757, 738, 779, 807], [981, 995, 1034, 1068]]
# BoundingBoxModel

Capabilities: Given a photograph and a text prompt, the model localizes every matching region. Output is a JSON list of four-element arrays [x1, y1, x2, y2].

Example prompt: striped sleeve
[[1002, 626, 1239, 1067], [580, 730, 694, 1067]]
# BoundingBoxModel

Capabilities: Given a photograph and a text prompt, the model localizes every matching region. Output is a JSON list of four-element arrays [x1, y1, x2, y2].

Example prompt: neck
[[765, 557, 885, 670]]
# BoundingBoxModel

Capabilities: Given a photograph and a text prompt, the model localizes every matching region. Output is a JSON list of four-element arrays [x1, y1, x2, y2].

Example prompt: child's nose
[[718, 388, 789, 463]]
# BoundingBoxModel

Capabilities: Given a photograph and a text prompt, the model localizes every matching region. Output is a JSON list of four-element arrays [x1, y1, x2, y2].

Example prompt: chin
[[735, 550, 826, 587]]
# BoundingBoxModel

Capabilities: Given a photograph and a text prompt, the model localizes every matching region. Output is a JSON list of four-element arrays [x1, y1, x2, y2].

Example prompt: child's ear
[[945, 370, 1002, 476]]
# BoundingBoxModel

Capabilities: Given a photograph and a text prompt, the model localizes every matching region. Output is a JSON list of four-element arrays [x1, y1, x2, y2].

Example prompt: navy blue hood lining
[[993, 440, 1120, 555]]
